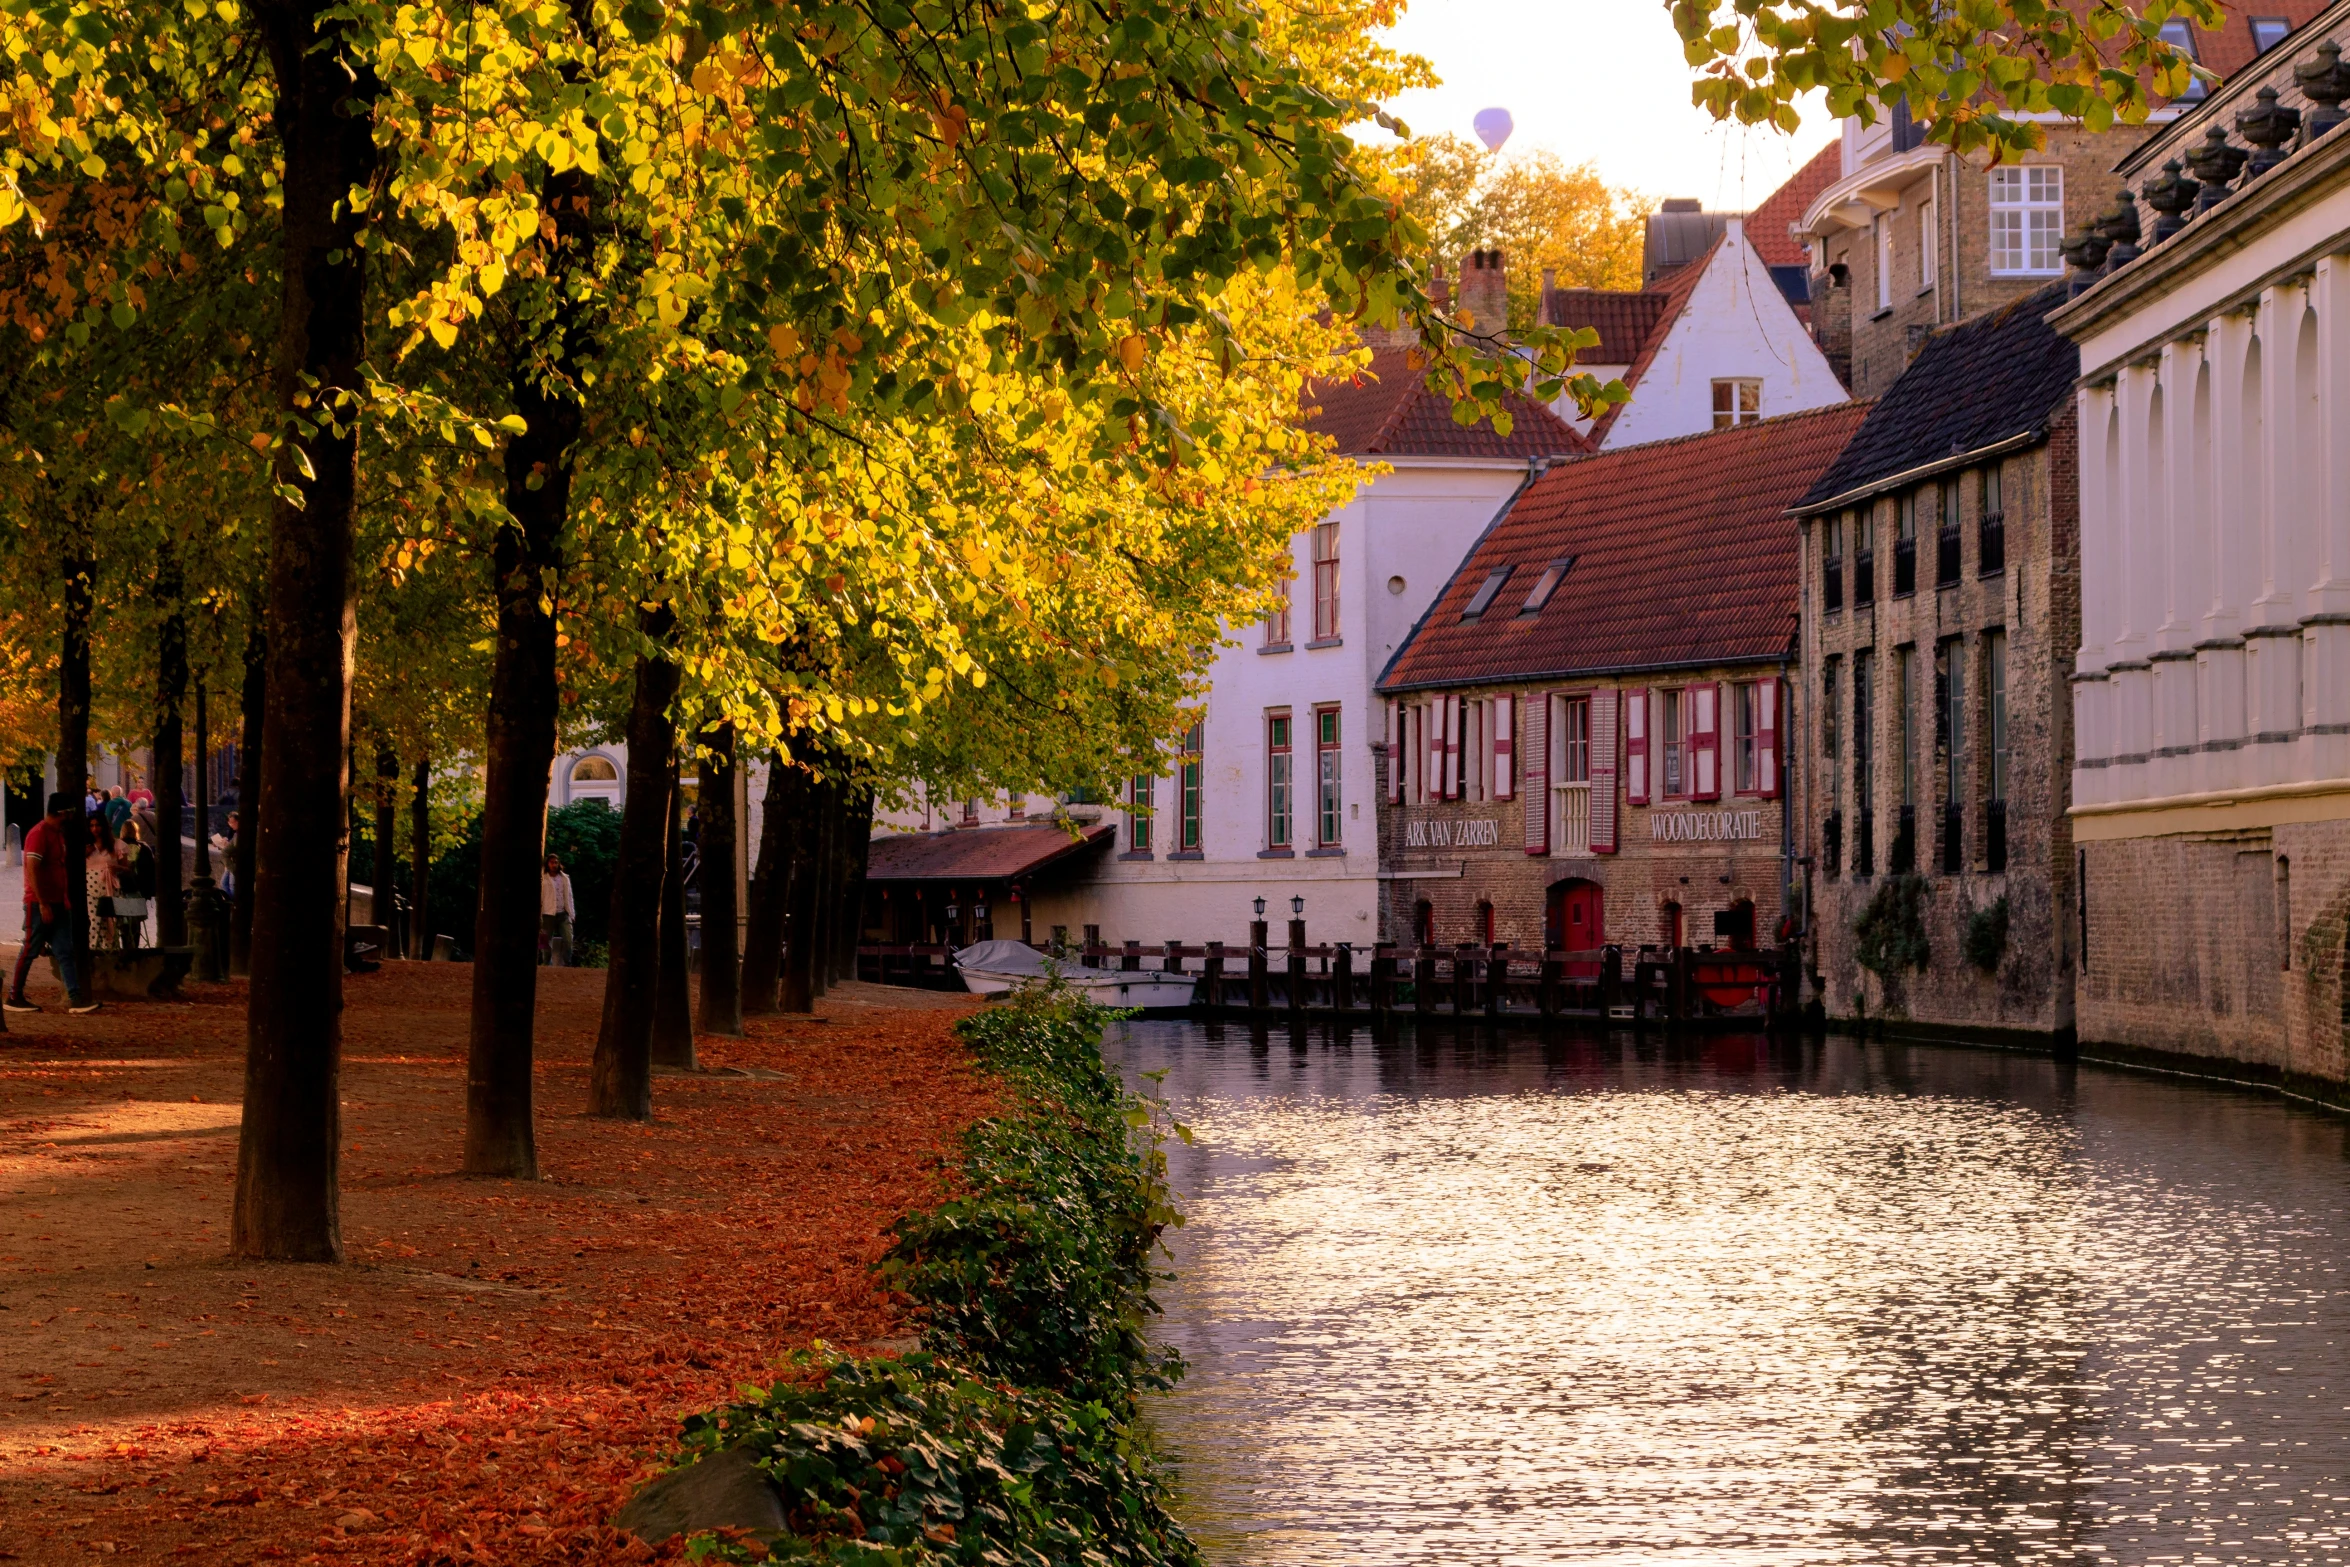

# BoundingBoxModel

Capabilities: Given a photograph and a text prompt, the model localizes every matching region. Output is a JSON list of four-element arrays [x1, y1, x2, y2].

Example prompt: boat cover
[[953, 939, 1056, 976]]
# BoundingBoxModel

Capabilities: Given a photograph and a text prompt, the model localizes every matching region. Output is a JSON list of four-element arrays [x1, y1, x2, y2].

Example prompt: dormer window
[[1520, 557, 1576, 615], [2159, 17, 2208, 99], [2250, 16, 2291, 53], [1460, 565, 1513, 621]]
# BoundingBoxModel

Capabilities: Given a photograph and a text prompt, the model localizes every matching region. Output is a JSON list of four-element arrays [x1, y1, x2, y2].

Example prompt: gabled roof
[[1303, 348, 1585, 461], [1539, 288, 1672, 364], [1746, 144, 1841, 271], [865, 821, 1114, 883], [1380, 400, 1874, 692], [1574, 238, 1721, 449], [1790, 282, 2076, 516]]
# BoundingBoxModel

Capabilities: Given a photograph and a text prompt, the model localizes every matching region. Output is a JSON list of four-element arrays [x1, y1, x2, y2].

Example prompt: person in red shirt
[[7, 792, 99, 1014]]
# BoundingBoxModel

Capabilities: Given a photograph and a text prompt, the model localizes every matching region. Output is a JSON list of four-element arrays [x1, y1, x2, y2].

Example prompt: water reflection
[[1109, 1022, 2350, 1565]]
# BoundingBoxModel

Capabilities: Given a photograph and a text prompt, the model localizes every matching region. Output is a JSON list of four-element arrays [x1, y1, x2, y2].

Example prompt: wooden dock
[[857, 937, 1802, 1027]]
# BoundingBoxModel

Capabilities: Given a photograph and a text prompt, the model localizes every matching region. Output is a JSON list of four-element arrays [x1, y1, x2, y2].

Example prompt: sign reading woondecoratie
[[1648, 809, 1767, 843]]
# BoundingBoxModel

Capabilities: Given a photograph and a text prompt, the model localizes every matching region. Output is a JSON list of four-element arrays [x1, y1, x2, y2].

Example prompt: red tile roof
[[1303, 348, 1585, 460], [1539, 289, 1673, 364], [1745, 144, 1841, 270], [1379, 400, 1874, 691], [865, 821, 1114, 883]]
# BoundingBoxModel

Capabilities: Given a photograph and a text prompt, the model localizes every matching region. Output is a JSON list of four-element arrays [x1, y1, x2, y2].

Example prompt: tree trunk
[[652, 753, 695, 1065], [813, 776, 844, 998], [153, 554, 186, 949], [833, 785, 874, 984], [229, 611, 265, 976], [780, 767, 826, 1013], [738, 752, 793, 1015], [235, 0, 378, 1264], [462, 163, 590, 1181], [589, 616, 677, 1118], [372, 743, 397, 944], [57, 518, 92, 999], [409, 754, 431, 959], [695, 721, 742, 1036]]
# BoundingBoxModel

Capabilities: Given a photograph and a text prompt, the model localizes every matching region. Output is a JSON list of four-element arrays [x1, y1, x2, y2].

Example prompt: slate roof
[[1745, 144, 1841, 271], [864, 821, 1114, 883], [1790, 282, 2077, 516], [1303, 348, 1585, 460], [1380, 400, 1874, 692]]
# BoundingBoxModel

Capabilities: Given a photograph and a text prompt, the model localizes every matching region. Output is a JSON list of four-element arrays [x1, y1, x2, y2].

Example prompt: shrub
[[675, 1350, 1198, 1565], [1963, 896, 2009, 973], [1854, 874, 1931, 977], [661, 984, 1196, 1563]]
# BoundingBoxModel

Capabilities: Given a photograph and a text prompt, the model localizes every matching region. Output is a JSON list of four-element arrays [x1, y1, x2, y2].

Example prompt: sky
[[1369, 0, 1843, 211]]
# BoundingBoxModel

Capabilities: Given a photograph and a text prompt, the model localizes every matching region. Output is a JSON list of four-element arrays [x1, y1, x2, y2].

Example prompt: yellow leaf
[[1116, 333, 1147, 373], [427, 318, 458, 350], [768, 322, 801, 360]]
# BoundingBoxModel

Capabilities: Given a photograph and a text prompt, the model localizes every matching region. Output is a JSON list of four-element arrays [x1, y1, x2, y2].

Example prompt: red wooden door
[[1546, 878, 1604, 954]]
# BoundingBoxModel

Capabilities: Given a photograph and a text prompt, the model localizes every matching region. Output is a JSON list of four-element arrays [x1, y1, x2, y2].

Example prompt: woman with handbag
[[112, 820, 155, 950]]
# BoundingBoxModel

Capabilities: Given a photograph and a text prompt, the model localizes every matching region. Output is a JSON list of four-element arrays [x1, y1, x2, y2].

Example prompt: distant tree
[[1380, 136, 1650, 330]]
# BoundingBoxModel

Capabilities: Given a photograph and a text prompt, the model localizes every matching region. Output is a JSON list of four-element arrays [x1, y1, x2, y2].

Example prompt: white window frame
[[1918, 192, 1937, 290], [1874, 215, 1893, 311], [1711, 378, 1762, 430], [1988, 166, 2064, 278]]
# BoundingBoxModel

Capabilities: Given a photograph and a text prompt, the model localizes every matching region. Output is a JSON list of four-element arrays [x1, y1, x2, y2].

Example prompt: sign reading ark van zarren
[[1402, 816, 1503, 850]]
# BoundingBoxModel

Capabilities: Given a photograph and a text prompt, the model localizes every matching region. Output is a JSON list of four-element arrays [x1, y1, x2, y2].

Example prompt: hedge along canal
[[642, 987, 1201, 1564]]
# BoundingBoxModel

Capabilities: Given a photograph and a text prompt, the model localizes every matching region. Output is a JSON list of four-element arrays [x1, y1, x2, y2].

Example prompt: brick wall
[[1799, 427, 2077, 1033]]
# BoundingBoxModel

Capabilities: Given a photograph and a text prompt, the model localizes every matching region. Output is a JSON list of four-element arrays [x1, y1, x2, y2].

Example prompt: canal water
[[1105, 1020, 2350, 1566]]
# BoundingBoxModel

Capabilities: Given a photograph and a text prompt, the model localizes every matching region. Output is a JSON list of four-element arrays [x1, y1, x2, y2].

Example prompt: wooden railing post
[[1204, 941, 1226, 1010], [1539, 950, 1561, 1017], [1414, 946, 1436, 1015], [1286, 918, 1307, 1020], [1122, 938, 1142, 973], [1332, 942, 1353, 1014], [1452, 942, 1474, 1016], [1601, 945, 1623, 1018], [1371, 944, 1393, 1021], [1248, 919, 1269, 1010]]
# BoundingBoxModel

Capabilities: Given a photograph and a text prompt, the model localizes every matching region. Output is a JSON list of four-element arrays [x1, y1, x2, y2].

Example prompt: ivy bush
[[1963, 896, 2010, 973], [1854, 875, 1932, 977], [665, 986, 1198, 1564]]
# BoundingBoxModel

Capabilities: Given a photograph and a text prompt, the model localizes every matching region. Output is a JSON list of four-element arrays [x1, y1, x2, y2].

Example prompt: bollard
[[183, 877, 228, 982]]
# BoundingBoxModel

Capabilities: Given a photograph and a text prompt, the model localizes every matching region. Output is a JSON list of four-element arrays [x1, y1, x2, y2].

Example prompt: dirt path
[[0, 960, 988, 1563]]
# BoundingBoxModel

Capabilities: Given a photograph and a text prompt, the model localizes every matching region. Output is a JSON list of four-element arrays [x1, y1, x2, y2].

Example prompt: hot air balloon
[[1473, 107, 1514, 153]]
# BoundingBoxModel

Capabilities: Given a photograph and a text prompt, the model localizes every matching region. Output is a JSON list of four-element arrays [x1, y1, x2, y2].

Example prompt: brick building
[[1790, 286, 2082, 1036], [1790, 4, 2327, 397], [1373, 401, 1870, 954], [2051, 2, 2350, 1100]]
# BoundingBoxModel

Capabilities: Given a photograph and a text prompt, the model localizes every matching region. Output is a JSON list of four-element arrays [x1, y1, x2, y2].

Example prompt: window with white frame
[[1267, 711, 1293, 849], [1310, 521, 1340, 642], [1264, 574, 1292, 647], [1127, 773, 1152, 853], [1661, 688, 1686, 797], [1316, 706, 1342, 847], [1874, 215, 1892, 310], [1178, 721, 1203, 851], [1711, 379, 1761, 429], [1988, 166, 2063, 276], [1734, 682, 1760, 794], [1918, 193, 1937, 290]]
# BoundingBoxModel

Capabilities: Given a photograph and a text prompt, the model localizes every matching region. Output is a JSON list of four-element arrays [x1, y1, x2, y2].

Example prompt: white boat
[[952, 939, 1200, 1010]]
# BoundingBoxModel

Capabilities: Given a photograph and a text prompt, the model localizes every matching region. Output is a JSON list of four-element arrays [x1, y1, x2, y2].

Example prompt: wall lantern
[[1253, 896, 1267, 919], [1291, 895, 1306, 917]]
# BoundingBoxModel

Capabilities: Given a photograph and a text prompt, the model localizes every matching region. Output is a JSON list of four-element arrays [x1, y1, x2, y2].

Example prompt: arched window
[[571, 756, 618, 782], [1412, 899, 1434, 948], [1476, 899, 1495, 945]]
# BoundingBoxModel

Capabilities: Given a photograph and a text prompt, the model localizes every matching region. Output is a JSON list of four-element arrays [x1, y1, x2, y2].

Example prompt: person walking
[[6, 793, 99, 1014], [540, 852, 575, 967], [85, 813, 119, 952], [112, 820, 154, 949], [102, 787, 132, 836]]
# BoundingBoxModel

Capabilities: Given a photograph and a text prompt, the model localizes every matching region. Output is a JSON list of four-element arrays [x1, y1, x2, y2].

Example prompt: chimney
[[1458, 248, 1508, 334], [1539, 266, 1557, 327]]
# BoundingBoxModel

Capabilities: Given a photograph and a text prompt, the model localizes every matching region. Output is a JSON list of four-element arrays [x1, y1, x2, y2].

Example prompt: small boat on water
[[952, 939, 1200, 1010]]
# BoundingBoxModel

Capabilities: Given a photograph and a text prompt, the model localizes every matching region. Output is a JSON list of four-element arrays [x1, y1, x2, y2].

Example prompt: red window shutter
[[1758, 679, 1781, 800], [1625, 688, 1650, 805], [1691, 681, 1721, 801], [1493, 694, 1515, 800], [1521, 692, 1548, 854], [1443, 695, 1462, 800], [1424, 700, 1442, 804], [1590, 687, 1620, 853]]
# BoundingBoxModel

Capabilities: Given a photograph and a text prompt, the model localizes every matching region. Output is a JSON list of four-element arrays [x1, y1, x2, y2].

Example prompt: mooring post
[[1371, 943, 1393, 1021], [1164, 939, 1185, 975], [1601, 945, 1624, 1018], [1450, 942, 1473, 1016], [1333, 942, 1353, 1014], [1204, 941, 1226, 1010], [1538, 949, 1560, 1017], [1248, 919, 1269, 1011], [1414, 945, 1436, 1015], [1486, 943, 1509, 1020], [1287, 917, 1307, 1020]]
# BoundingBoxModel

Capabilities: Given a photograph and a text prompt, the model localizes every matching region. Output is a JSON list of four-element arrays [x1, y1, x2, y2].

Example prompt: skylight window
[[1520, 557, 1576, 615], [1461, 565, 1513, 620]]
